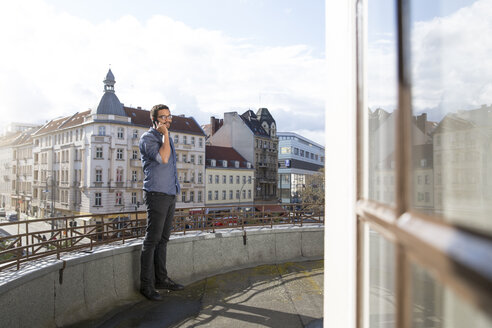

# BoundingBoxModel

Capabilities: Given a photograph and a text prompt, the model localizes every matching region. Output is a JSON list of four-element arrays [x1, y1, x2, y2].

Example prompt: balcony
[[177, 162, 195, 169], [176, 143, 193, 150], [0, 210, 323, 327]]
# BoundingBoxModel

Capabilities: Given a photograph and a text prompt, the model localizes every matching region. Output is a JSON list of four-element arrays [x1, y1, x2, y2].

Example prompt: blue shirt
[[139, 128, 180, 195]]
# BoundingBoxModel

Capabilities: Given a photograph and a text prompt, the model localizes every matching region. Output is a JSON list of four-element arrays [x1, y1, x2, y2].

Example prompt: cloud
[[367, 0, 492, 118], [0, 0, 325, 145]]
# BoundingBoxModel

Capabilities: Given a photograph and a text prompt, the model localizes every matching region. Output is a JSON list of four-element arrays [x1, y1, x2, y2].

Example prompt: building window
[[174, 135, 179, 144], [198, 172, 203, 183], [242, 176, 246, 184], [242, 190, 246, 199], [230, 175, 233, 184], [116, 169, 123, 182], [95, 192, 102, 206], [95, 169, 102, 182], [183, 135, 187, 144], [208, 191, 212, 201], [198, 191, 202, 202], [222, 191, 226, 200], [190, 155, 195, 164], [248, 176, 252, 184], [236, 176, 240, 184], [199, 138, 203, 147], [182, 154, 187, 162], [223, 175, 226, 184], [214, 191, 218, 200], [117, 127, 124, 139], [132, 170, 137, 182], [131, 192, 137, 204], [190, 191, 194, 202], [215, 175, 219, 183], [133, 130, 138, 139], [116, 149, 124, 160], [229, 190, 233, 200], [198, 155, 203, 164], [182, 191, 186, 202], [248, 190, 251, 199], [191, 136, 195, 145], [208, 175, 212, 184], [132, 150, 138, 160], [236, 190, 240, 199], [96, 147, 103, 159], [98, 126, 106, 136], [115, 192, 122, 205], [300, 150, 304, 157]]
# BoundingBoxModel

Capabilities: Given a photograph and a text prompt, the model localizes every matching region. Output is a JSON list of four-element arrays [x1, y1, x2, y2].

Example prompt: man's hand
[[156, 121, 169, 136]]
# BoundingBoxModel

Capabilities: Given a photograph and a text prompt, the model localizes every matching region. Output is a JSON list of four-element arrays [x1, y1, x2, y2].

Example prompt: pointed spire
[[103, 68, 115, 93]]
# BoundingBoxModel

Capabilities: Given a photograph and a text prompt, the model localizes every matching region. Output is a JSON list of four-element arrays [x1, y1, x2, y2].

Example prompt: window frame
[[353, 1, 492, 327]]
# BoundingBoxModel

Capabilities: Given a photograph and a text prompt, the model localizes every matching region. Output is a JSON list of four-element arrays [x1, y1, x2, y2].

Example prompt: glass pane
[[409, 0, 492, 233], [364, 226, 396, 328], [412, 262, 492, 328], [364, 0, 398, 205]]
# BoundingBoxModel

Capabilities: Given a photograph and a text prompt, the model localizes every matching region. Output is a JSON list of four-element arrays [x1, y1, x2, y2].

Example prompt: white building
[[277, 132, 325, 203], [30, 69, 205, 218]]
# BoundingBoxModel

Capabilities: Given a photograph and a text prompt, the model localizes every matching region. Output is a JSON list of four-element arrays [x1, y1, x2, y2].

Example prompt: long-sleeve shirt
[[139, 127, 180, 195]]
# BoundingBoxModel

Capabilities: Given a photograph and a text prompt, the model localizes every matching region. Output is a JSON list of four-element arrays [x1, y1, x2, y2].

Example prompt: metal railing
[[0, 203, 323, 272]]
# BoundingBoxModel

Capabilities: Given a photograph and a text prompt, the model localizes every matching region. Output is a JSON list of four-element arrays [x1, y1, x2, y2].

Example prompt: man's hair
[[150, 104, 169, 122]]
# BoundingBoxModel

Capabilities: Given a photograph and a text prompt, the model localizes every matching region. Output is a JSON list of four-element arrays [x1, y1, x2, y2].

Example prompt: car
[[7, 213, 18, 222], [0, 208, 5, 217], [214, 216, 238, 227]]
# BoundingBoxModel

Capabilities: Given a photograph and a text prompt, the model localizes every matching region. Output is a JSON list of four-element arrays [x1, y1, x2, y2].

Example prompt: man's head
[[150, 104, 172, 129]]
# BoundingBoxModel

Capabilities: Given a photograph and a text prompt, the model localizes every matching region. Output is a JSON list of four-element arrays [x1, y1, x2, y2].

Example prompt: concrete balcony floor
[[72, 260, 323, 328]]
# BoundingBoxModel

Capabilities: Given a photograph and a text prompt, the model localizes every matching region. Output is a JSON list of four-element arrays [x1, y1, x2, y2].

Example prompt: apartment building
[[11, 128, 39, 214], [30, 69, 205, 218], [0, 132, 22, 210], [208, 108, 278, 203], [277, 132, 325, 203], [205, 145, 254, 206]]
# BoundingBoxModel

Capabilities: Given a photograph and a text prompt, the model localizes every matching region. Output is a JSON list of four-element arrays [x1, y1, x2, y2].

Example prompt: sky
[[367, 0, 492, 122], [0, 0, 326, 144]]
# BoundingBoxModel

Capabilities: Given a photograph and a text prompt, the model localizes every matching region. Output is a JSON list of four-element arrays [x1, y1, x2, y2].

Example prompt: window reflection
[[412, 262, 492, 328], [365, 0, 398, 206], [365, 226, 396, 328], [409, 0, 492, 233]]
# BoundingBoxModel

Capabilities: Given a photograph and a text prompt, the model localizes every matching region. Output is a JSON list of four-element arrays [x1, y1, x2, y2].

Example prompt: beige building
[[205, 145, 254, 206]]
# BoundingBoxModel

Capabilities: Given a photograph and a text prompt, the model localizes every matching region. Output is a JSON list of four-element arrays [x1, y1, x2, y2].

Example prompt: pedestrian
[[138, 104, 184, 301]]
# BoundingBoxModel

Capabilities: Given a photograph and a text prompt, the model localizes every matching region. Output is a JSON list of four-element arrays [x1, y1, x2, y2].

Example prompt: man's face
[[156, 109, 172, 129]]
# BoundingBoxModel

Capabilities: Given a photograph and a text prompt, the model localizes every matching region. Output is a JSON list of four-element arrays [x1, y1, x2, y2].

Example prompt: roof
[[34, 116, 69, 135], [170, 115, 206, 136], [124, 107, 205, 135], [205, 145, 252, 168], [240, 110, 269, 137], [93, 69, 127, 117], [95, 92, 126, 116], [0, 131, 22, 147], [256, 107, 275, 126], [12, 127, 39, 146]]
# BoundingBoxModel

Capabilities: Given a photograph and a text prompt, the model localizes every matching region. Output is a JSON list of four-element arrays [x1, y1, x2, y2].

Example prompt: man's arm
[[157, 123, 171, 164]]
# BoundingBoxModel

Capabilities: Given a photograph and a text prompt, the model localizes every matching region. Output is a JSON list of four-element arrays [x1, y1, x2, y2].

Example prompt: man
[[139, 104, 184, 301]]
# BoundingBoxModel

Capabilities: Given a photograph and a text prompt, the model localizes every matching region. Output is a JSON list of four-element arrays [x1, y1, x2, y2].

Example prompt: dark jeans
[[140, 191, 175, 290]]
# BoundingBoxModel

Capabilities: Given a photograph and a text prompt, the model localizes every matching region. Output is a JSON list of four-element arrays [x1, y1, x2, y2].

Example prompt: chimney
[[210, 116, 224, 136]]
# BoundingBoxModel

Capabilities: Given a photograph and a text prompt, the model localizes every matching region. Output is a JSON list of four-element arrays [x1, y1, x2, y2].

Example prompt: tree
[[299, 168, 325, 212]]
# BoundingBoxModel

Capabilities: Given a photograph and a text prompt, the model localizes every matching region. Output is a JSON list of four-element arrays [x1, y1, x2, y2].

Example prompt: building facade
[[277, 132, 325, 203], [208, 108, 278, 203], [204, 145, 254, 206], [29, 69, 205, 218]]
